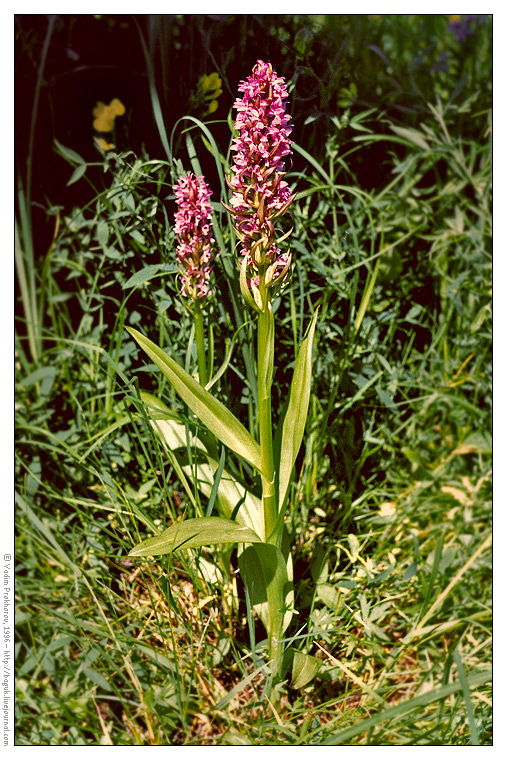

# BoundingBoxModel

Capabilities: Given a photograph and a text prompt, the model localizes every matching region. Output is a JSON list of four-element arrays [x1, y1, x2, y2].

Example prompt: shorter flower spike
[[173, 173, 218, 299]]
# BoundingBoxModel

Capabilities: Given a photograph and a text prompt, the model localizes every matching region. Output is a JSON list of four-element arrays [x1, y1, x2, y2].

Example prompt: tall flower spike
[[173, 173, 217, 299], [224, 60, 295, 310]]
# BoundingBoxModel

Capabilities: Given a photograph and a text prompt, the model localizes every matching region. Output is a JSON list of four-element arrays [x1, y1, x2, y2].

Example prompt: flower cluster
[[225, 60, 295, 306], [173, 174, 217, 299]]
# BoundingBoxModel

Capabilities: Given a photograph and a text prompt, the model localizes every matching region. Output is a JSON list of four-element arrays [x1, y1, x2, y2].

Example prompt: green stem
[[257, 272, 286, 679], [269, 635, 285, 684], [193, 298, 208, 387], [257, 276, 277, 543]]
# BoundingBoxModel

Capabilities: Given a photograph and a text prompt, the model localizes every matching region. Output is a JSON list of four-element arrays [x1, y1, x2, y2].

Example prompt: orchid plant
[[126, 61, 319, 686]]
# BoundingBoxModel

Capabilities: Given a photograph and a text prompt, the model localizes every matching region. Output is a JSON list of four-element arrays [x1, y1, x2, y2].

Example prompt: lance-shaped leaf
[[129, 516, 263, 557], [127, 327, 263, 475], [182, 459, 265, 540], [139, 392, 265, 539], [140, 391, 207, 452], [276, 309, 319, 511]]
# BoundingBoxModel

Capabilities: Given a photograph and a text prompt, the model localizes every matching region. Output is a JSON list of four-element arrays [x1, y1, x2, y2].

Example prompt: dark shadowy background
[[15, 13, 491, 251]]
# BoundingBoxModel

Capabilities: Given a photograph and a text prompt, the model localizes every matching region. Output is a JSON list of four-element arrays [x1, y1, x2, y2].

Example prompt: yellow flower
[[92, 98, 126, 132], [197, 73, 222, 114], [198, 72, 222, 96], [94, 136, 115, 152]]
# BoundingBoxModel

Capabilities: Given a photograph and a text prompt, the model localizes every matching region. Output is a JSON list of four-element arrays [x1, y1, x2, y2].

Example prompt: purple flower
[[173, 173, 217, 299], [448, 15, 477, 43], [224, 60, 295, 302]]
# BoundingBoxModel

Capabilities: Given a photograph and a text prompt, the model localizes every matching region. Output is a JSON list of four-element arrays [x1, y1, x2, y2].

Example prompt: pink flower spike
[[225, 60, 295, 305], [173, 173, 218, 299]]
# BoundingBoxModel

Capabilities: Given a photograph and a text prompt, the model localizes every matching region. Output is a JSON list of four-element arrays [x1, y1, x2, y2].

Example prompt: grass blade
[[321, 669, 492, 745], [452, 651, 481, 745]]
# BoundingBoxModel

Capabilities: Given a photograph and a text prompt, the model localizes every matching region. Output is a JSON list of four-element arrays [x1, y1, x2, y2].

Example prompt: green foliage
[[276, 309, 319, 512], [127, 327, 263, 476], [15, 14, 491, 746], [129, 517, 263, 556]]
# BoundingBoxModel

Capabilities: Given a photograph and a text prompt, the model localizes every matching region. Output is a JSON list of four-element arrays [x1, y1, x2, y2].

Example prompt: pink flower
[[173, 173, 217, 299], [224, 61, 295, 300]]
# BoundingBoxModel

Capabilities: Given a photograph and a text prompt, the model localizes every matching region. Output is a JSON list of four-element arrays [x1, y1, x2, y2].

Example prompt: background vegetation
[[15, 14, 492, 745]]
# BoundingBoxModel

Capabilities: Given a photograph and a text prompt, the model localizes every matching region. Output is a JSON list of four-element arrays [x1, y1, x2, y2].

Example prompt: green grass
[[15, 14, 491, 745]]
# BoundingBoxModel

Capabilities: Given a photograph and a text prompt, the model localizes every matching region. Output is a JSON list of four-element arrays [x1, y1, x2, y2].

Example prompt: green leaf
[[67, 164, 87, 186], [183, 459, 265, 540], [54, 138, 85, 165], [140, 392, 265, 539], [221, 732, 253, 746], [96, 220, 109, 247], [276, 309, 319, 510], [84, 667, 111, 692], [130, 229, 146, 245], [129, 517, 263, 557], [317, 582, 341, 610], [390, 125, 430, 151], [376, 387, 397, 413], [19, 366, 57, 394], [453, 431, 492, 455], [347, 533, 360, 562], [124, 264, 177, 290], [142, 393, 206, 451], [291, 650, 321, 689], [127, 327, 263, 475], [238, 541, 294, 641]]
